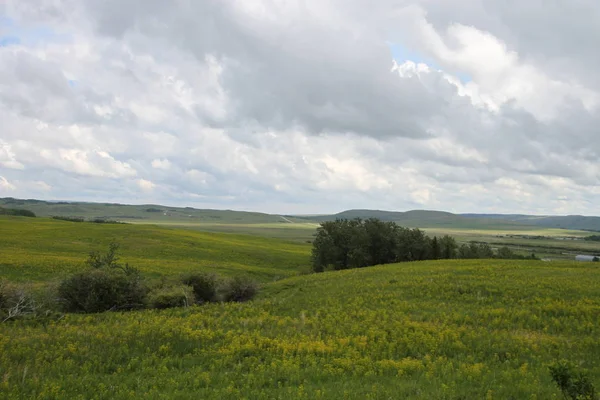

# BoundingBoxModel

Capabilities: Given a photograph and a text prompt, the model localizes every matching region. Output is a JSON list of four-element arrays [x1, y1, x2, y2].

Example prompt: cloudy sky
[[1, 0, 599, 215]]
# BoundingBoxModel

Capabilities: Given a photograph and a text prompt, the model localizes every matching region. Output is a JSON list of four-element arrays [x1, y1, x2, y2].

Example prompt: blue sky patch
[[0, 35, 20, 47], [387, 42, 472, 84], [0, 15, 71, 47]]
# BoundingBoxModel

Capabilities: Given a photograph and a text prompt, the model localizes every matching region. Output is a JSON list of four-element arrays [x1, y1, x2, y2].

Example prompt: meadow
[[1, 216, 600, 399], [0, 216, 310, 283]]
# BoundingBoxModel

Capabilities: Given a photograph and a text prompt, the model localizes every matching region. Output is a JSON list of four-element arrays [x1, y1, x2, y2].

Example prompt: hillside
[[462, 213, 600, 232], [5, 196, 600, 234], [299, 209, 535, 230], [0, 216, 310, 282], [1, 259, 599, 398], [0, 197, 303, 224]]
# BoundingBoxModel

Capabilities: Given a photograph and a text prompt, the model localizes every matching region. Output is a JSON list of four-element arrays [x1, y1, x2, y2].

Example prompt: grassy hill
[[463, 213, 600, 232], [1, 258, 599, 398], [301, 209, 537, 230], [0, 216, 311, 283], [0, 197, 303, 224]]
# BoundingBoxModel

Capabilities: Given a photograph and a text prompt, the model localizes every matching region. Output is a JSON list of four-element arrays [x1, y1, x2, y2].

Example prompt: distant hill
[[293, 209, 535, 230], [462, 214, 600, 232], [4, 197, 600, 232], [0, 197, 304, 224]]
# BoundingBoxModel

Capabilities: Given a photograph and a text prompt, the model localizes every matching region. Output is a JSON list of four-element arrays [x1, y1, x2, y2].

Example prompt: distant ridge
[[0, 197, 305, 224], [292, 209, 534, 230], [461, 214, 600, 232], [3, 197, 600, 231]]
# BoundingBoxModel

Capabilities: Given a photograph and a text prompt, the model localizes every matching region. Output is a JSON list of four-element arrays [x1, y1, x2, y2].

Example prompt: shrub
[[182, 273, 219, 304], [58, 269, 148, 313], [0, 281, 60, 323], [148, 285, 194, 309], [222, 276, 258, 302], [550, 360, 597, 400]]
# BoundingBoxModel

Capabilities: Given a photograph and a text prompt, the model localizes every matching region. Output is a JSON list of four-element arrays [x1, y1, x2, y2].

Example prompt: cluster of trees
[[0, 207, 36, 217], [311, 218, 537, 272], [311, 218, 458, 272]]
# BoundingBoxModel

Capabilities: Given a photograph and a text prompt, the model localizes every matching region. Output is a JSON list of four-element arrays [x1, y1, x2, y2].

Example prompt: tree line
[[311, 218, 536, 272]]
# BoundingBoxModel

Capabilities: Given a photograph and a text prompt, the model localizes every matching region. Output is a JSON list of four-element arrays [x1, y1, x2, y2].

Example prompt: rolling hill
[[462, 213, 600, 232], [294, 209, 536, 230], [0, 197, 303, 224], [4, 196, 600, 232], [2, 258, 600, 398], [0, 215, 310, 282]]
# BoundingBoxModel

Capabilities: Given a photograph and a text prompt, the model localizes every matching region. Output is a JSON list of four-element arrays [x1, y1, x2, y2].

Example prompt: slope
[[0, 216, 310, 282], [463, 213, 600, 232], [301, 209, 535, 230], [1, 259, 599, 399], [0, 197, 304, 224]]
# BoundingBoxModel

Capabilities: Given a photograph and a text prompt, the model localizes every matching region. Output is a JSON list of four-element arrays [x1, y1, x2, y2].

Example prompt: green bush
[[58, 269, 148, 313], [148, 285, 194, 309], [182, 273, 219, 304], [222, 276, 259, 302], [550, 360, 597, 400]]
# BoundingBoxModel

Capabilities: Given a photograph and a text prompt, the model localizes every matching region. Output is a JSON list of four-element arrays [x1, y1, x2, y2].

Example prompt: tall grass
[[1, 259, 599, 399]]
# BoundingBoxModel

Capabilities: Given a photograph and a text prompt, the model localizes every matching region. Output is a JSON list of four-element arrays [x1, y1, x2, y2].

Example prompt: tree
[[311, 219, 370, 272], [430, 236, 440, 260], [496, 246, 514, 259], [311, 219, 454, 272], [439, 235, 458, 259]]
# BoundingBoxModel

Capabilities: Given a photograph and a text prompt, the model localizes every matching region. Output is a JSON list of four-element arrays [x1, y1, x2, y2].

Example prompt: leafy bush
[[549, 360, 597, 400], [148, 285, 194, 309], [182, 273, 219, 304], [58, 269, 148, 313], [86, 242, 138, 274], [222, 276, 258, 302], [87, 242, 122, 269]]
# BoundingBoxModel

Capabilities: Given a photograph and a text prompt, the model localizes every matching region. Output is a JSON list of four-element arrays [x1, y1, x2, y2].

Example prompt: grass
[[2, 216, 600, 399], [1, 259, 600, 399], [136, 221, 320, 243], [0, 216, 311, 283]]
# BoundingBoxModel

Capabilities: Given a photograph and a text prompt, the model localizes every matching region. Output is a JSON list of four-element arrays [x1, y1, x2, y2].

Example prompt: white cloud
[[1, 0, 600, 215], [137, 178, 155, 191], [0, 176, 16, 192], [0, 140, 25, 169], [151, 158, 171, 170]]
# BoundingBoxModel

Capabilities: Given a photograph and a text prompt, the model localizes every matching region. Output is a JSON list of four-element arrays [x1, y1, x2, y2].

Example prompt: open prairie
[[0, 216, 311, 283], [1, 216, 600, 399]]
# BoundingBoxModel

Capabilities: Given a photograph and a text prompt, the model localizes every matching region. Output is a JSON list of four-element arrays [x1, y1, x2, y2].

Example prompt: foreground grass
[[0, 216, 311, 282], [2, 260, 599, 399]]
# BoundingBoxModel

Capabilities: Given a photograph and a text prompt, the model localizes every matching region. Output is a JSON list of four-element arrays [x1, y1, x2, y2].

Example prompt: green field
[[2, 216, 600, 399], [0, 216, 311, 283], [4, 197, 600, 260]]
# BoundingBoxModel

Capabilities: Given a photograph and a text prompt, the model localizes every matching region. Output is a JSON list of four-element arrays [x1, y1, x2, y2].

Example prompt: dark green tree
[[430, 236, 440, 260], [439, 235, 458, 259]]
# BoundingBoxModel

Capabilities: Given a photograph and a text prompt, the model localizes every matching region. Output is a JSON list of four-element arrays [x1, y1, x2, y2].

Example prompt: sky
[[1, 1, 600, 215]]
